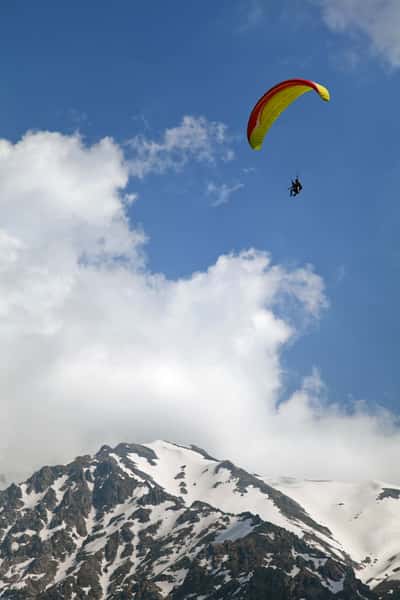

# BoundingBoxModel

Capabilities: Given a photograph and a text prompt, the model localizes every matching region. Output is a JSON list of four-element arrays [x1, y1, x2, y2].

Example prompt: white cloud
[[123, 192, 139, 205], [317, 0, 400, 68], [207, 182, 244, 207], [1, 128, 400, 487], [128, 115, 233, 178]]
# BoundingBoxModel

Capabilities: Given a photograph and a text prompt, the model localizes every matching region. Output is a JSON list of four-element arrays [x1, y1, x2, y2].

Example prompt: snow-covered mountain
[[268, 476, 400, 598], [0, 440, 395, 599]]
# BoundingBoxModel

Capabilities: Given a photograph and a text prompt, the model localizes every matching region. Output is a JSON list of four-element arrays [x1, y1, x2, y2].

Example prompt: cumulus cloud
[[128, 115, 233, 178], [1, 128, 400, 486], [207, 182, 244, 207], [317, 0, 400, 68]]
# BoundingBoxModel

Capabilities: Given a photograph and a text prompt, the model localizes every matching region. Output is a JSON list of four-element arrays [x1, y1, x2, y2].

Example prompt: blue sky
[[1, 1, 400, 481]]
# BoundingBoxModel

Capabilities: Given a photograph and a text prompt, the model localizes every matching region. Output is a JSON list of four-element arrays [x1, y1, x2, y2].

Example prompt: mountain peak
[[0, 440, 395, 598]]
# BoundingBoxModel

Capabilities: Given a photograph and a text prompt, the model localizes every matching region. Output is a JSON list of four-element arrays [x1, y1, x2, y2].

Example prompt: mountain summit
[[0, 440, 395, 599]]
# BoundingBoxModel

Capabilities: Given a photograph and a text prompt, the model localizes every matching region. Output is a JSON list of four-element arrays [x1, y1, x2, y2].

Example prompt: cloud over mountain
[[0, 126, 399, 487]]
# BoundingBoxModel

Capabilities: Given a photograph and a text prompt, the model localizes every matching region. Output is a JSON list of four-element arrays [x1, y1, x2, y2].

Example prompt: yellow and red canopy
[[247, 78, 330, 151]]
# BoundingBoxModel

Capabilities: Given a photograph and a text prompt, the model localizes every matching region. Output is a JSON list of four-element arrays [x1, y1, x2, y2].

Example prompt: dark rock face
[[374, 580, 400, 600], [0, 442, 380, 599], [170, 523, 375, 600], [377, 488, 400, 501]]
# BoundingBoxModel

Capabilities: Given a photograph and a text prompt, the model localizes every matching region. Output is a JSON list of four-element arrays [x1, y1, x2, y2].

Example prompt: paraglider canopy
[[247, 78, 330, 151]]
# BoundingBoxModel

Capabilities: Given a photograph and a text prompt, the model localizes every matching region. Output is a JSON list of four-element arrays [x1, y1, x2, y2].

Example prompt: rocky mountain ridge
[[0, 440, 395, 599]]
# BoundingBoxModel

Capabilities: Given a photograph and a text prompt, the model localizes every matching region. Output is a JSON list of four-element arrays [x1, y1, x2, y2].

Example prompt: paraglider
[[247, 78, 330, 196], [289, 177, 303, 197]]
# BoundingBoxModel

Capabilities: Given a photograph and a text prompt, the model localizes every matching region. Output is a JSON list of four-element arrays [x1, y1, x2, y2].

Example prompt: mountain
[[0, 440, 394, 599], [267, 476, 400, 599]]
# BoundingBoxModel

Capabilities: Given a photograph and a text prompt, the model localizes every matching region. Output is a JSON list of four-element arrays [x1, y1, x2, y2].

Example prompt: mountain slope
[[0, 440, 383, 599], [268, 476, 400, 598]]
